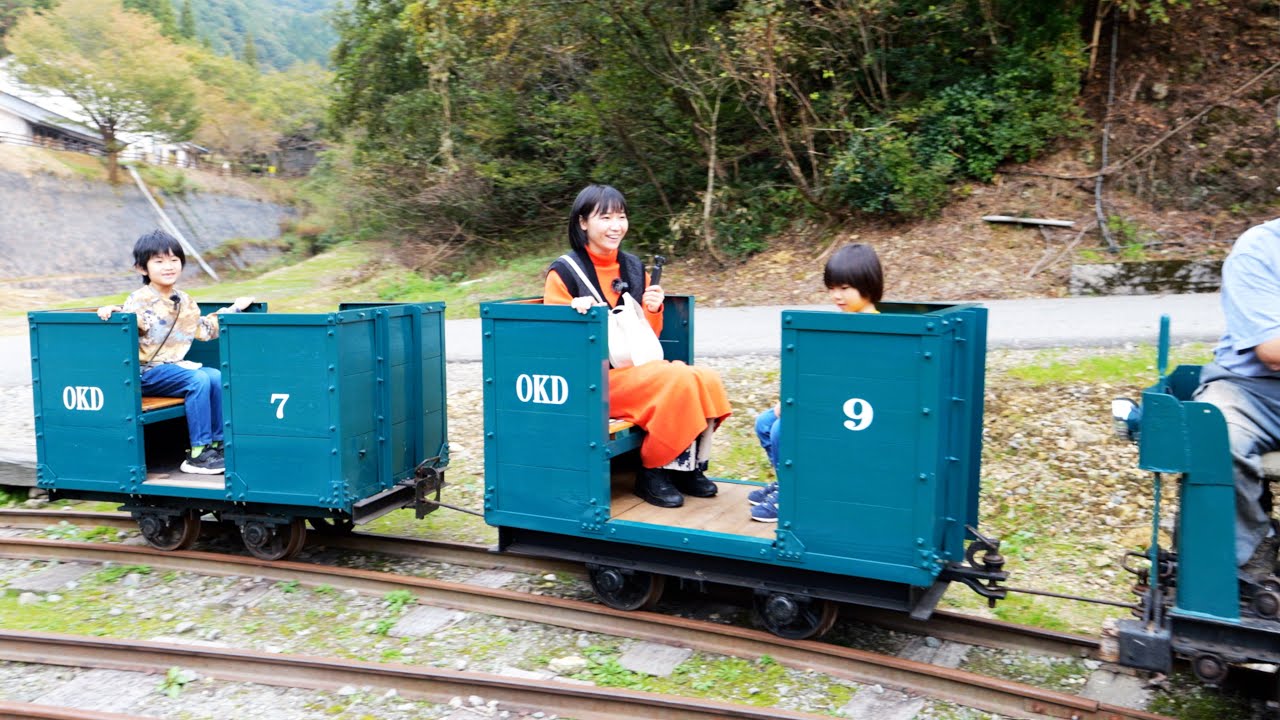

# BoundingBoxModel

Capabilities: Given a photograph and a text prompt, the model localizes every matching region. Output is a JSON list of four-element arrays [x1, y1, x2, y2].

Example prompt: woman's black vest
[[549, 247, 646, 308]]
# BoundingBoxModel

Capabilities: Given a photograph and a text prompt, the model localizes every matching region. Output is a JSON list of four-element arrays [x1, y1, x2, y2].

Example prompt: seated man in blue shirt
[[1195, 218, 1280, 580]]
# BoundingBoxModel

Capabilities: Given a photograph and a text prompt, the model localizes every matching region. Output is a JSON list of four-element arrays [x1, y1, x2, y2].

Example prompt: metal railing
[[0, 130, 312, 176]]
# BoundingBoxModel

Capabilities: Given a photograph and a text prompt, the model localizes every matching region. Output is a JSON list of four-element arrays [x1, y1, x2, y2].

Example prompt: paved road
[[443, 292, 1223, 362], [0, 293, 1224, 469]]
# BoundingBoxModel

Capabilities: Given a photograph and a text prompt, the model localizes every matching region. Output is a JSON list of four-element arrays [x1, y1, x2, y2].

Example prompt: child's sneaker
[[180, 447, 225, 475], [748, 482, 778, 505], [750, 490, 778, 523]]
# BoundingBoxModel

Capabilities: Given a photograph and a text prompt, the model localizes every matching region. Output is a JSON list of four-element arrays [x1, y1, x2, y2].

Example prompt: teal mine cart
[[28, 301, 448, 560], [1113, 317, 1280, 683], [481, 297, 1007, 639]]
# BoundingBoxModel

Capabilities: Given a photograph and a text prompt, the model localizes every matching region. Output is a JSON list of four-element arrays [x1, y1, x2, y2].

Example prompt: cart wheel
[[753, 592, 839, 640], [587, 565, 665, 611], [241, 518, 305, 561], [308, 516, 355, 535], [137, 510, 201, 551], [1191, 652, 1229, 685]]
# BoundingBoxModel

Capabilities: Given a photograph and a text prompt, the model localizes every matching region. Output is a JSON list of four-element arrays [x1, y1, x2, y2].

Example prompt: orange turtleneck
[[543, 246, 663, 335]]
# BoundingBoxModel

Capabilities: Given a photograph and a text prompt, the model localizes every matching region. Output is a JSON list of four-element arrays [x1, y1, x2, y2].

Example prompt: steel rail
[[0, 509, 1102, 657], [0, 537, 1170, 720], [0, 701, 147, 720], [0, 630, 828, 720]]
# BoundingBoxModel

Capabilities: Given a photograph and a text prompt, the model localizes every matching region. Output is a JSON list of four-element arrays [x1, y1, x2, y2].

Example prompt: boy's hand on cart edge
[[232, 296, 254, 312], [96, 305, 122, 321]]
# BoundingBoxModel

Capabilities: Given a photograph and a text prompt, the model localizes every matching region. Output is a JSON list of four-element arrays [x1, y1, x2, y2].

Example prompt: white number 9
[[842, 398, 874, 431]]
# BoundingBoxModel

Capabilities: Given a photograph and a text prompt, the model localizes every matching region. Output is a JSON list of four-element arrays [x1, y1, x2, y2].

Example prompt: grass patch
[[57, 241, 554, 320], [1005, 344, 1213, 386], [1146, 676, 1254, 720]]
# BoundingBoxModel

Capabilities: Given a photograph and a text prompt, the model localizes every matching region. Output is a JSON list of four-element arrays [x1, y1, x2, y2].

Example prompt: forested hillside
[[321, 0, 1278, 272], [183, 0, 337, 70]]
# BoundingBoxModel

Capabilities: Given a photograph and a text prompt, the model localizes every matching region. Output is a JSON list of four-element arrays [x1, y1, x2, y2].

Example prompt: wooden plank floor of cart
[[609, 481, 774, 539]]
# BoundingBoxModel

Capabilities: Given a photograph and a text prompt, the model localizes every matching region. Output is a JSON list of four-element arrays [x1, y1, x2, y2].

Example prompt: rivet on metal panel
[[784, 398, 794, 405], [916, 538, 924, 545], [485, 377, 493, 384], [588, 335, 597, 343], [589, 498, 596, 505], [328, 386, 335, 392], [922, 407, 930, 415], [329, 426, 336, 432], [682, 538, 689, 544], [589, 442, 597, 449], [760, 549, 768, 555], [925, 322, 935, 330], [482, 307, 489, 315], [486, 432, 494, 439], [784, 315, 792, 324], [484, 332, 491, 338], [922, 352, 932, 360], [332, 449, 338, 455], [782, 522, 792, 529], [785, 344, 795, 351], [918, 473, 928, 482], [783, 460, 792, 467], [588, 384, 597, 392], [328, 364, 335, 371]]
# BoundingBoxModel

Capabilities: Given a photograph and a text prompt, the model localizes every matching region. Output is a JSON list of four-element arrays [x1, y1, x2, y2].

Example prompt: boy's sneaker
[[750, 490, 779, 523], [180, 447, 225, 475], [748, 482, 778, 505]]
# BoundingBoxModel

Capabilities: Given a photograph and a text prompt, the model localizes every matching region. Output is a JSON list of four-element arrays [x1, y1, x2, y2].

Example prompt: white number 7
[[270, 393, 290, 419]]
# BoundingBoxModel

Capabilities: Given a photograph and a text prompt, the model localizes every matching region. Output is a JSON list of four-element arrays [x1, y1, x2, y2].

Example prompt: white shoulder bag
[[558, 254, 665, 369]]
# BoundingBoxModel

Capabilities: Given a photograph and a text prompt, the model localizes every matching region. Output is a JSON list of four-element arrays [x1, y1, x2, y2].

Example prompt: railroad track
[[0, 533, 1170, 720], [0, 508, 1103, 659], [0, 629, 830, 720]]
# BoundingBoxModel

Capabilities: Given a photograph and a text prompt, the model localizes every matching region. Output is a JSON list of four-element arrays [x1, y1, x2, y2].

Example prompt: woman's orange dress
[[544, 247, 732, 468]]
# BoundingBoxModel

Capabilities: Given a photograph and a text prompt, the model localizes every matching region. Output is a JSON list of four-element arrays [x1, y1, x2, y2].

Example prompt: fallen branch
[[982, 215, 1076, 228], [1027, 221, 1097, 278]]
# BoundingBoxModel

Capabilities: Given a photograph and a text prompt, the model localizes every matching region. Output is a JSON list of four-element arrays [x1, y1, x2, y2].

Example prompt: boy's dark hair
[[824, 243, 883, 303], [567, 184, 627, 253], [132, 230, 185, 284]]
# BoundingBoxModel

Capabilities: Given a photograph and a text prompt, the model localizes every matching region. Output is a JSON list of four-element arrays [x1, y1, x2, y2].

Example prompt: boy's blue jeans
[[140, 364, 223, 448], [755, 407, 781, 469]]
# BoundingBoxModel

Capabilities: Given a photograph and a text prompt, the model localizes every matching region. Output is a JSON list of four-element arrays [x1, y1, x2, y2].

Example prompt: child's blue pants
[[140, 364, 223, 448], [754, 407, 781, 469]]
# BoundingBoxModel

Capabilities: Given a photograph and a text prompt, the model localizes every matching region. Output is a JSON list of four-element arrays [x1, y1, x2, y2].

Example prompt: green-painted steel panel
[[481, 297, 981, 587], [779, 303, 984, 586]]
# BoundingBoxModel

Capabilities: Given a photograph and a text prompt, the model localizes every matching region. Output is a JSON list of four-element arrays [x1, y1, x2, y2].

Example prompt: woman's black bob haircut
[[823, 243, 883, 303], [132, 230, 186, 285], [567, 184, 628, 253]]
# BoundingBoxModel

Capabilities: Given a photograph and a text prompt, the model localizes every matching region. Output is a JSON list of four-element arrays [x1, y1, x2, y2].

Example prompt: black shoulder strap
[[617, 251, 646, 305]]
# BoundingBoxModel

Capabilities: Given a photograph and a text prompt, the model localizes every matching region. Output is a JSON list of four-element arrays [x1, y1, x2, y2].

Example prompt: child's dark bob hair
[[568, 184, 627, 253], [132, 230, 186, 284], [823, 243, 883, 303]]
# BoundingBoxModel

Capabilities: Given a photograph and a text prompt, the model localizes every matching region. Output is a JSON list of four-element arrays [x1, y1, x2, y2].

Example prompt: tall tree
[[0, 0, 54, 47], [7, 0, 199, 183], [179, 0, 197, 40], [123, 0, 177, 37], [242, 32, 258, 68]]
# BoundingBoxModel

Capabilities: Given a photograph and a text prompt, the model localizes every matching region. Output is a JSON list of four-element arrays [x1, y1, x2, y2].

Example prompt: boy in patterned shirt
[[96, 230, 253, 474]]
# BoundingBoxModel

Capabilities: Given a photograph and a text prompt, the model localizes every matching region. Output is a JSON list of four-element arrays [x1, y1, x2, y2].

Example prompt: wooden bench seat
[[139, 396, 186, 425], [141, 396, 185, 412]]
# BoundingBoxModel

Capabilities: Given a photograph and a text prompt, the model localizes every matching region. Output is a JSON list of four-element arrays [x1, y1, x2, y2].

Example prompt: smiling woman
[[542, 184, 732, 509]]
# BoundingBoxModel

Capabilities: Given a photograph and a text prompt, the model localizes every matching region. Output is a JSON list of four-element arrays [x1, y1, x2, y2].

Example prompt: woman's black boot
[[672, 469, 718, 498], [636, 467, 683, 508]]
